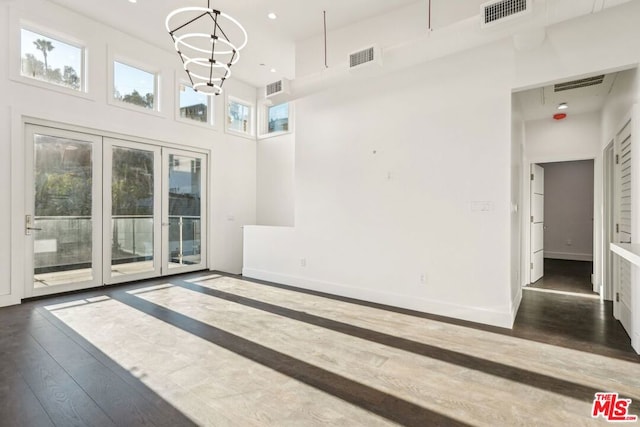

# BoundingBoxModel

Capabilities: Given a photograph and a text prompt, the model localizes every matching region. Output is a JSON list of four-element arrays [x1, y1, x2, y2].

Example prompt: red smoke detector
[[553, 113, 567, 120]]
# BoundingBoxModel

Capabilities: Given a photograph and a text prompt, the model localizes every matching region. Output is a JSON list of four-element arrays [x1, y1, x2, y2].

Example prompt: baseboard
[[633, 332, 640, 355], [0, 294, 21, 308], [242, 268, 514, 329], [510, 286, 523, 327], [544, 251, 593, 262]]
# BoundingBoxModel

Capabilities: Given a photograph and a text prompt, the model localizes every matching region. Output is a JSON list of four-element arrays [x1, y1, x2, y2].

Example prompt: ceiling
[[515, 72, 621, 122], [49, 0, 419, 87]]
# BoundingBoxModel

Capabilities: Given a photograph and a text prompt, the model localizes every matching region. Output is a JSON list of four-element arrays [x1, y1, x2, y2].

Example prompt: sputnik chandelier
[[166, 1, 247, 96]]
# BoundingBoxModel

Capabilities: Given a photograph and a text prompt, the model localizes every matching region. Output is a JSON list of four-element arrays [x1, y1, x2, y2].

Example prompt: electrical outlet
[[420, 273, 428, 285], [300, 258, 307, 267], [566, 238, 572, 246]]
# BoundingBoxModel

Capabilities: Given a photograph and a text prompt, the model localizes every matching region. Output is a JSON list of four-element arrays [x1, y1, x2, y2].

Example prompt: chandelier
[[166, 1, 247, 96]]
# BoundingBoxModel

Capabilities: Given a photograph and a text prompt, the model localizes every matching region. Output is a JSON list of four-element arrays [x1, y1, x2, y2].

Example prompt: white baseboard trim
[[633, 332, 640, 355], [510, 287, 523, 327], [544, 251, 593, 262], [242, 268, 514, 329], [0, 294, 20, 308]]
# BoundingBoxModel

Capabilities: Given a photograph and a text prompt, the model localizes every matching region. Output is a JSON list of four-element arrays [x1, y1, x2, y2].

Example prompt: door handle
[[25, 215, 41, 235]]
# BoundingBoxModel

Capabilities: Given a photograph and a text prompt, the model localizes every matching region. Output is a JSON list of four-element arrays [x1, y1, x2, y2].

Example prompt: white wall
[[256, 132, 295, 226], [524, 112, 602, 163], [0, 0, 257, 305], [247, 41, 516, 328], [541, 160, 594, 261], [246, 0, 640, 330]]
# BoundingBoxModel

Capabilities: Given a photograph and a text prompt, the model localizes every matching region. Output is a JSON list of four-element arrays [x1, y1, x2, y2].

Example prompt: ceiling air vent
[[265, 78, 290, 99], [481, 0, 531, 28], [349, 46, 382, 70], [554, 75, 605, 92], [265, 78, 291, 103]]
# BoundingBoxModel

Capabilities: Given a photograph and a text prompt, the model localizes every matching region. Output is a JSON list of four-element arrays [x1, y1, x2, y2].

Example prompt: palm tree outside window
[[20, 28, 83, 91]]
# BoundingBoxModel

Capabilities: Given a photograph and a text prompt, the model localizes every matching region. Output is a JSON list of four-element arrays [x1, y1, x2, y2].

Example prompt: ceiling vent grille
[[265, 78, 291, 102], [266, 80, 283, 97], [554, 75, 606, 92], [349, 46, 382, 70], [481, 0, 531, 27]]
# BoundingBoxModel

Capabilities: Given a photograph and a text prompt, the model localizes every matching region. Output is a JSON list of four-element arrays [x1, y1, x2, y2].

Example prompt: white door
[[614, 119, 632, 334], [25, 124, 209, 296], [103, 138, 162, 284], [530, 164, 544, 283], [604, 141, 615, 300], [25, 125, 103, 297], [162, 148, 208, 275]]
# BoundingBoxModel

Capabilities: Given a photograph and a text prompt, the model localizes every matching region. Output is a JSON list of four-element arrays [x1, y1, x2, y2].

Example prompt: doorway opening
[[528, 159, 596, 297]]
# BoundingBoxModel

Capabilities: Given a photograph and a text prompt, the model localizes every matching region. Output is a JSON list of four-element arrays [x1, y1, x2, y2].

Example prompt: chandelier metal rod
[[169, 12, 209, 35]]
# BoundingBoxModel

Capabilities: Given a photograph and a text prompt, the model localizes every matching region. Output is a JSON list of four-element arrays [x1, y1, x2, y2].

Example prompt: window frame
[[13, 22, 89, 98], [108, 54, 161, 116], [225, 95, 255, 139], [258, 100, 293, 140], [175, 78, 218, 129]]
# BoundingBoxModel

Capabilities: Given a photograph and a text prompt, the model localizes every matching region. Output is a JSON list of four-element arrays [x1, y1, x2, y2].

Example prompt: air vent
[[554, 75, 605, 92], [265, 78, 290, 100], [481, 0, 531, 27], [266, 81, 282, 97], [349, 46, 382, 70]]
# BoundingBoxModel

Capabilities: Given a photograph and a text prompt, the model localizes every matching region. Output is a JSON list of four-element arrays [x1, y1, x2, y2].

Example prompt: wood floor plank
[[0, 373, 55, 427], [29, 312, 196, 427], [7, 332, 115, 427]]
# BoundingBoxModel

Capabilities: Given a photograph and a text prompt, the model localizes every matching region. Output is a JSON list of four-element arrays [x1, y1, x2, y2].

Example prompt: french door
[[25, 125, 208, 297]]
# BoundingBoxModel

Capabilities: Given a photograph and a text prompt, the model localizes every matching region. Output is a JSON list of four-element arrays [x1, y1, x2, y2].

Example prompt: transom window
[[179, 83, 213, 125], [113, 61, 157, 110], [268, 103, 289, 133], [20, 28, 84, 91], [227, 99, 253, 135]]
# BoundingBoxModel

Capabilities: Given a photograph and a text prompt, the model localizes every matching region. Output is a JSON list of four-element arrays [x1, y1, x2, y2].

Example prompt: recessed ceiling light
[[267, 12, 277, 20], [270, 68, 276, 73], [129, 0, 137, 3], [558, 102, 568, 110]]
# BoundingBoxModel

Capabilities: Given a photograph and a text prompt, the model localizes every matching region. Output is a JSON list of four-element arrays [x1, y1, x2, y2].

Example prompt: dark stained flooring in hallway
[[0, 268, 638, 426]]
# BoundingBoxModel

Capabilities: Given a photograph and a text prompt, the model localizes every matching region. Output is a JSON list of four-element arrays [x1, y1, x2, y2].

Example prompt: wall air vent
[[265, 78, 290, 99], [554, 75, 605, 92], [481, 0, 531, 28], [349, 46, 382, 70]]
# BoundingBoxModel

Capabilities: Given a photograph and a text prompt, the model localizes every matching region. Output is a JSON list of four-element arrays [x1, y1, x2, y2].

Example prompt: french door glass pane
[[168, 154, 202, 268], [111, 147, 155, 277], [33, 135, 93, 287]]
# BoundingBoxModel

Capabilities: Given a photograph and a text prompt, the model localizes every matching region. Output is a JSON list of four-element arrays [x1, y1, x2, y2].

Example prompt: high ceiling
[[49, 0, 420, 87]]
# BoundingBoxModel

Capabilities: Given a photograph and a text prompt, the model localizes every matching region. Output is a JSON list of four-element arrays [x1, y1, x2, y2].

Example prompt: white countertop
[[610, 243, 640, 266]]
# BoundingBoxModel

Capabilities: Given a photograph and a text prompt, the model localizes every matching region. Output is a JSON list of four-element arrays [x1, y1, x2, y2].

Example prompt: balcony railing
[[33, 215, 201, 273]]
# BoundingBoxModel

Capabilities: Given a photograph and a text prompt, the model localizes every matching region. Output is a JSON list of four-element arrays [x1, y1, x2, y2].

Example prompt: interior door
[[614, 119, 632, 334], [25, 125, 103, 297], [530, 164, 544, 283], [103, 138, 162, 284], [162, 149, 207, 274]]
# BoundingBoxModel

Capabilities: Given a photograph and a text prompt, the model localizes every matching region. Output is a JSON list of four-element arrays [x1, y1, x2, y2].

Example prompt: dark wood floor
[[0, 271, 637, 426], [529, 258, 596, 295], [518, 258, 636, 360]]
